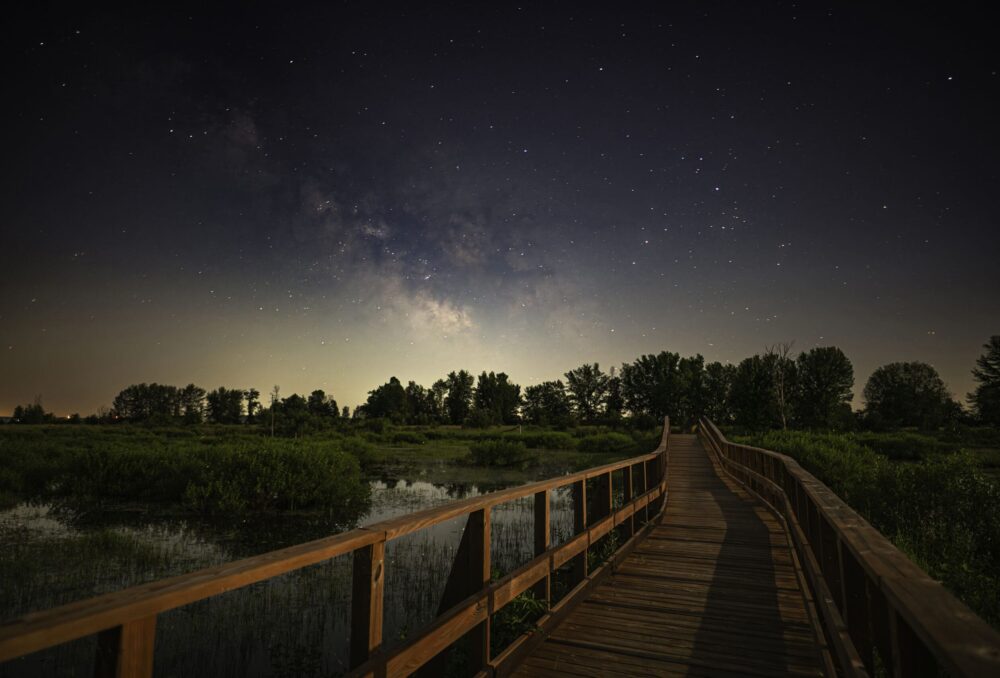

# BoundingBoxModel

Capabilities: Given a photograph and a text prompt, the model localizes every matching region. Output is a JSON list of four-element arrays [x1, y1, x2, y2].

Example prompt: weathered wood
[[533, 489, 550, 605], [94, 616, 156, 678], [623, 464, 635, 538], [700, 417, 1000, 678], [571, 479, 587, 582], [350, 540, 385, 668]]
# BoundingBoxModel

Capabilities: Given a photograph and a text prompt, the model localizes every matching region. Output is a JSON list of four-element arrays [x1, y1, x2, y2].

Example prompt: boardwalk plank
[[512, 434, 828, 677]]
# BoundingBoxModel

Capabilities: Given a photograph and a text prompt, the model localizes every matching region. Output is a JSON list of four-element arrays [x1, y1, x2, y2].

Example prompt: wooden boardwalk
[[514, 434, 829, 677]]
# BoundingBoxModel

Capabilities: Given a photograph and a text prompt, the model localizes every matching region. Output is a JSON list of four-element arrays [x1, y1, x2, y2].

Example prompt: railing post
[[469, 508, 491, 669], [94, 616, 157, 678], [890, 609, 938, 678], [350, 539, 385, 668], [533, 489, 550, 605], [572, 479, 587, 582], [640, 462, 649, 524], [623, 465, 635, 538]]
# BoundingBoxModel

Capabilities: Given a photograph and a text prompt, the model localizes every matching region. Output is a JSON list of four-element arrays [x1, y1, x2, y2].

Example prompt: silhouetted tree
[[970, 336, 1000, 426], [703, 362, 735, 424], [764, 342, 796, 429], [522, 380, 572, 425], [676, 354, 706, 427], [620, 351, 682, 420], [473, 372, 522, 424], [863, 362, 957, 429], [795, 347, 854, 429], [179, 384, 206, 424], [564, 363, 609, 422], [362, 377, 407, 422], [12, 397, 53, 424], [112, 383, 181, 422], [206, 387, 244, 424], [405, 381, 438, 424], [444, 370, 475, 424], [729, 356, 780, 430], [604, 376, 624, 420], [245, 388, 261, 423], [307, 389, 339, 419]]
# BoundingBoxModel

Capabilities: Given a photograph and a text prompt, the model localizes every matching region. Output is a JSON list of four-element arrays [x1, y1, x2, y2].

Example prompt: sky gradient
[[2, 4, 998, 415]]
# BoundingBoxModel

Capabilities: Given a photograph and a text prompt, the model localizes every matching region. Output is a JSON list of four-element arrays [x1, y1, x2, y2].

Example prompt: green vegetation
[[467, 440, 539, 468], [0, 426, 371, 516], [734, 430, 1000, 627]]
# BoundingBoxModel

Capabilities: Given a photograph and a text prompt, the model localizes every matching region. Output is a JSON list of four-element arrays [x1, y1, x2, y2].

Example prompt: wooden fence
[[699, 417, 1000, 678], [0, 420, 670, 678]]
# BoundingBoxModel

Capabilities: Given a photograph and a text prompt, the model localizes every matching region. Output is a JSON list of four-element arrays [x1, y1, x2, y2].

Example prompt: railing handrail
[[0, 419, 671, 677], [698, 417, 1000, 678]]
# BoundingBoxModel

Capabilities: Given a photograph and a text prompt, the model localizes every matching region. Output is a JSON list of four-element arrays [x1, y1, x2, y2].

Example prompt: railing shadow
[[688, 443, 792, 675]]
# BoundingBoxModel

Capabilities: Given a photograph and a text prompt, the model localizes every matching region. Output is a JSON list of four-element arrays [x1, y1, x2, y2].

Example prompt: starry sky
[[2, 3, 998, 416]]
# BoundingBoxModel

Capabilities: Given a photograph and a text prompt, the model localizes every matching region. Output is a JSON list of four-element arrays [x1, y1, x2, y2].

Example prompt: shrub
[[183, 441, 370, 514], [468, 440, 539, 468], [504, 431, 577, 450], [390, 431, 427, 445], [577, 432, 633, 454]]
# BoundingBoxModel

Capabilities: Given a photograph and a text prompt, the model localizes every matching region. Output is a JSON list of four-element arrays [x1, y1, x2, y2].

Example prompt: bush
[[468, 440, 539, 468], [183, 441, 370, 514], [390, 431, 428, 445], [577, 432, 633, 454], [504, 431, 577, 450]]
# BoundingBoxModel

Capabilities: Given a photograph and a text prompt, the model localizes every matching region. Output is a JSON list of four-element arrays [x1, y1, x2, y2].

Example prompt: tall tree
[[764, 342, 796, 429], [729, 356, 780, 430], [620, 351, 683, 420], [676, 354, 706, 427], [522, 380, 572, 425], [444, 370, 475, 424], [245, 388, 261, 423], [703, 362, 735, 424], [604, 376, 624, 420], [179, 384, 206, 424], [363, 377, 407, 422], [863, 362, 957, 429], [969, 336, 1000, 426], [206, 387, 244, 424], [795, 347, 854, 429], [564, 363, 609, 422], [473, 372, 522, 424], [307, 389, 338, 419]]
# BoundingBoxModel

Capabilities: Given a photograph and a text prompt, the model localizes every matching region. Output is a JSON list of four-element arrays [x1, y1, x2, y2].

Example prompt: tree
[[307, 389, 338, 419], [405, 381, 439, 424], [206, 387, 244, 424], [729, 356, 780, 430], [620, 351, 682, 420], [795, 347, 854, 429], [676, 354, 706, 427], [564, 363, 609, 422], [362, 377, 407, 422], [430, 380, 448, 421], [522, 380, 572, 425], [969, 336, 1000, 426], [270, 385, 280, 437], [179, 384, 206, 424], [473, 372, 522, 424], [703, 362, 735, 424], [12, 397, 53, 424], [245, 388, 261, 423], [444, 370, 475, 424], [764, 342, 796, 429], [604, 376, 624, 420], [863, 362, 956, 429]]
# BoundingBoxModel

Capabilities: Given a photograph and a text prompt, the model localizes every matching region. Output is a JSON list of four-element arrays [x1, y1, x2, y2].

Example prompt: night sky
[[2, 4, 998, 416]]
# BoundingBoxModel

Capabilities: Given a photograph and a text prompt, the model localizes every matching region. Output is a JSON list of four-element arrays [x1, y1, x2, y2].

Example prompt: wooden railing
[[0, 419, 670, 678], [699, 417, 1000, 678]]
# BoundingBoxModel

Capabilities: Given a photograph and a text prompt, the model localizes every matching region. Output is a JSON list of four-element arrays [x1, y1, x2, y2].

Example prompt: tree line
[[7, 336, 1000, 431]]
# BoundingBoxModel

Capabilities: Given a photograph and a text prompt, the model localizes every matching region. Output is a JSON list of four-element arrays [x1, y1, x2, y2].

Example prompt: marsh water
[[0, 456, 584, 677]]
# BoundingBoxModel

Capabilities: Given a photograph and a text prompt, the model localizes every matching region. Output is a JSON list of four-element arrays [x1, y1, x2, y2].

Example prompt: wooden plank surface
[[512, 434, 828, 677]]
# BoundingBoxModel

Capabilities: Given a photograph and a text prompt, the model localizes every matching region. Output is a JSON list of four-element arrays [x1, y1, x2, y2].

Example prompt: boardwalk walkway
[[514, 434, 829, 677]]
